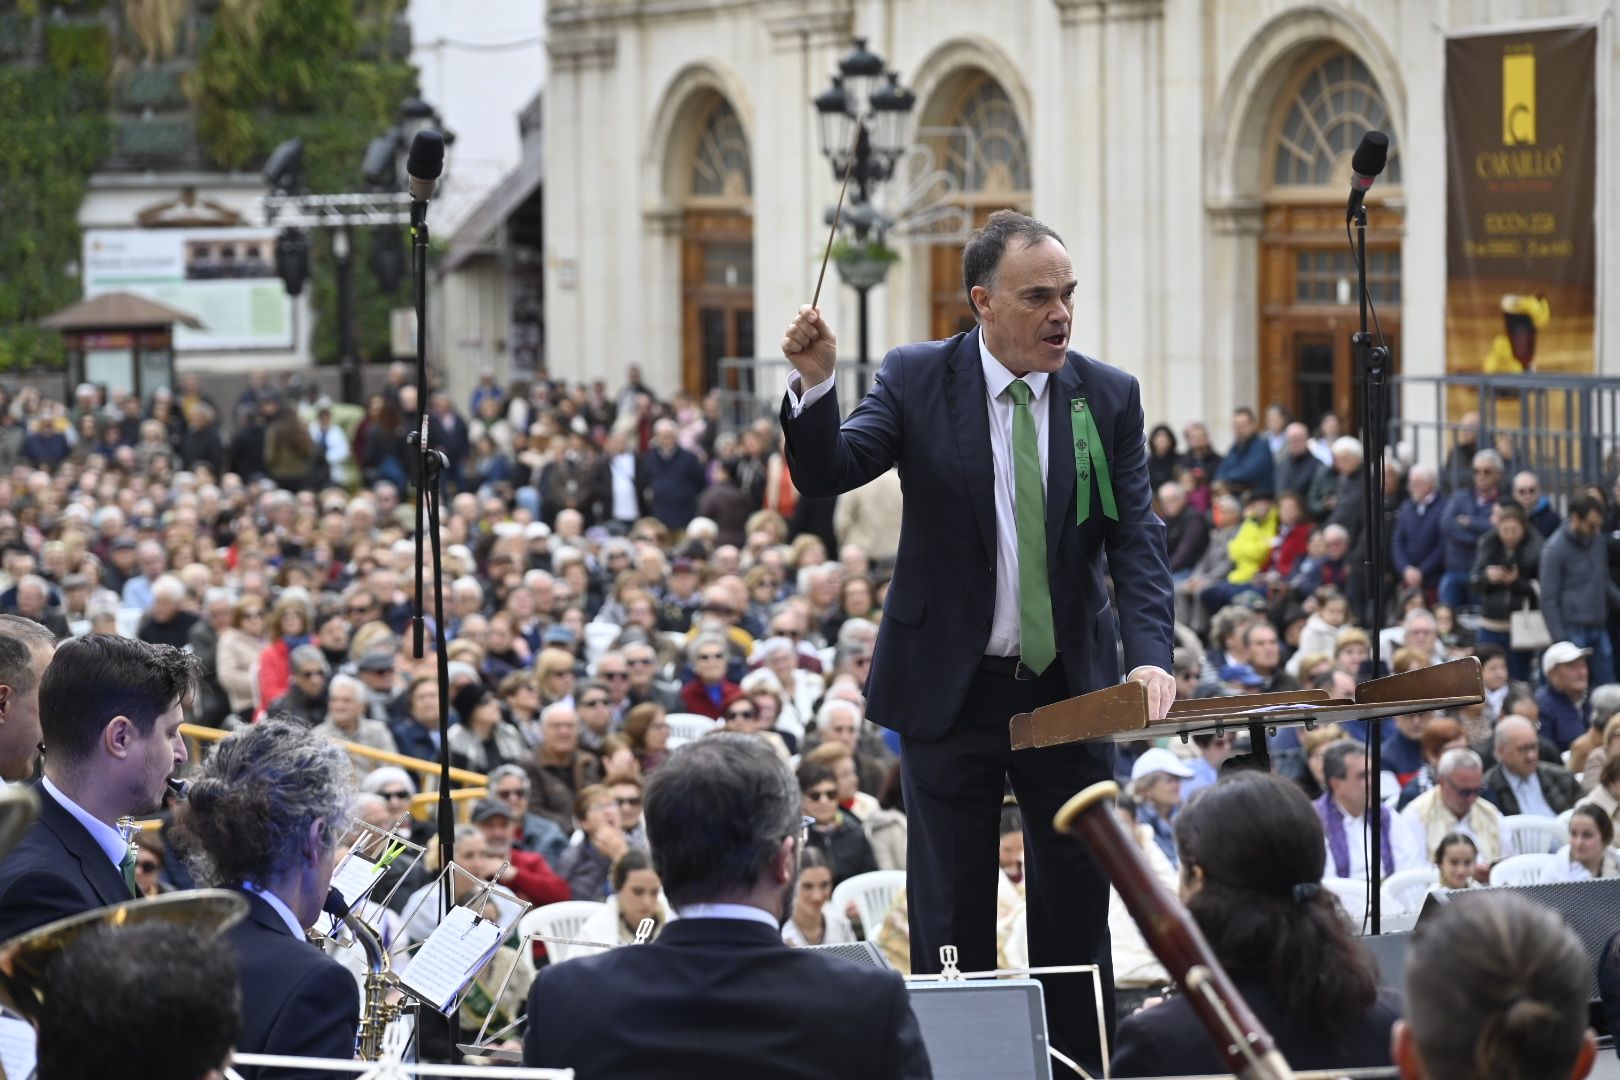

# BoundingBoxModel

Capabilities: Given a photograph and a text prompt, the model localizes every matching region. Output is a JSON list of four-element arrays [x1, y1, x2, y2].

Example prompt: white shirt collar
[[676, 902, 780, 930], [243, 882, 306, 938], [41, 774, 128, 871], [978, 332, 1050, 404]]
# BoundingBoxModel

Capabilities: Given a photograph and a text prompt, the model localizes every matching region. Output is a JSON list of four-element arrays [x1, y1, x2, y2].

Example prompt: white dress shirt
[[1322, 799, 1428, 881], [610, 451, 640, 522], [677, 902, 781, 930], [1505, 769, 1556, 818], [41, 775, 127, 872], [787, 337, 1050, 659]]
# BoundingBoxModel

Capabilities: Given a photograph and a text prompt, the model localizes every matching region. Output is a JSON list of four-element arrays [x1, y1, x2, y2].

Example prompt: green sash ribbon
[[1071, 397, 1117, 525]]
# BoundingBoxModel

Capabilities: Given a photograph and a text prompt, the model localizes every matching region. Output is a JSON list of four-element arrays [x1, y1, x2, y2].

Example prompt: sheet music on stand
[[395, 863, 529, 1017], [313, 816, 425, 945], [0, 1010, 36, 1080]]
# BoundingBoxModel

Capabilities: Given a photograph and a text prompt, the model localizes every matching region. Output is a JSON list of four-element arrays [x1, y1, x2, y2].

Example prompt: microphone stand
[[406, 202, 459, 1060], [1351, 202, 1392, 935]]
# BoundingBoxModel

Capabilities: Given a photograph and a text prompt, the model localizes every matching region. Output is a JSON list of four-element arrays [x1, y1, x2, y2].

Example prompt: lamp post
[[813, 39, 915, 395]]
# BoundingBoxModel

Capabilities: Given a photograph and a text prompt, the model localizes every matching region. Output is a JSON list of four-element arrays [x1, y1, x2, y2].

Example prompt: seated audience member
[[575, 848, 675, 957], [523, 734, 932, 1079], [1131, 747, 1192, 868], [1179, 732, 1234, 802], [782, 847, 855, 948], [1583, 755, 1620, 830], [1112, 772, 1398, 1077], [799, 759, 879, 886], [1381, 708, 1431, 785], [527, 703, 604, 830], [486, 763, 569, 867], [176, 720, 360, 1079], [1397, 717, 1468, 810], [1317, 741, 1428, 880], [1399, 892, 1596, 1080], [1429, 832, 1483, 895], [266, 644, 330, 727], [1401, 748, 1503, 869], [1483, 715, 1580, 818], [0, 636, 198, 940], [1547, 804, 1620, 882], [469, 797, 571, 908], [311, 672, 397, 774], [38, 922, 240, 1080], [1570, 683, 1620, 784], [679, 631, 742, 719], [557, 784, 630, 901], [1537, 642, 1594, 753], [447, 686, 527, 773], [623, 702, 672, 775]]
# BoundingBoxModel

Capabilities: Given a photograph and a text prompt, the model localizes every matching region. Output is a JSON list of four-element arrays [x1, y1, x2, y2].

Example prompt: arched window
[[942, 76, 1031, 196], [1270, 50, 1401, 190], [688, 98, 751, 200]]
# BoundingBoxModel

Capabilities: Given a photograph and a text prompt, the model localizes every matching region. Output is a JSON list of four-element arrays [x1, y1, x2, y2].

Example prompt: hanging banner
[[1444, 26, 1596, 376]]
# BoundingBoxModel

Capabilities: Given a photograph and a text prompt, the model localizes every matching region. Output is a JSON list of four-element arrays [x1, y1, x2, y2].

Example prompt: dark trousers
[[901, 662, 1116, 1072]]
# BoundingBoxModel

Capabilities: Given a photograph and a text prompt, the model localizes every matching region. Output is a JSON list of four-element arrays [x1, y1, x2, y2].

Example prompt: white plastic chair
[[665, 713, 721, 743], [1379, 770, 1402, 807], [830, 869, 906, 941], [115, 607, 144, 639], [1557, 807, 1575, 833], [1500, 814, 1567, 857], [1320, 876, 1369, 926], [518, 900, 607, 964], [1489, 852, 1557, 887], [583, 621, 621, 667], [1380, 866, 1440, 916]]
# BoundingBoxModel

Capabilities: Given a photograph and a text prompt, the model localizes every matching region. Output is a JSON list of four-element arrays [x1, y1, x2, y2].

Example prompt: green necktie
[[120, 847, 138, 897], [1004, 380, 1056, 675]]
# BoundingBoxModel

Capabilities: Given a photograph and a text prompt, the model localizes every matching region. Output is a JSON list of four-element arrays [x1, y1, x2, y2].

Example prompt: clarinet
[[1053, 781, 1295, 1080]]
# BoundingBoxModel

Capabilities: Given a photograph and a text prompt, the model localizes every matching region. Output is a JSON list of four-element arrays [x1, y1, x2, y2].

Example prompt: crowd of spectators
[[9, 364, 1620, 1046]]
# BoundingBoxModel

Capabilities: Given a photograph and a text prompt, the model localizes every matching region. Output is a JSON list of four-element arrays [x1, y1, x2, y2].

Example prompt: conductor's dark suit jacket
[[0, 781, 134, 942], [782, 328, 1173, 740], [224, 889, 360, 1080], [523, 917, 933, 1079]]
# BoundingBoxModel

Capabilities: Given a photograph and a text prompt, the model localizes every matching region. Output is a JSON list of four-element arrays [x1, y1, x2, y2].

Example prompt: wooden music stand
[[1010, 657, 1484, 751]]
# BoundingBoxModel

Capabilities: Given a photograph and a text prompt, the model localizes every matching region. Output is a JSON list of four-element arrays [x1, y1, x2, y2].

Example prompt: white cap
[[1542, 641, 1593, 676], [524, 522, 552, 540], [1131, 746, 1195, 783]]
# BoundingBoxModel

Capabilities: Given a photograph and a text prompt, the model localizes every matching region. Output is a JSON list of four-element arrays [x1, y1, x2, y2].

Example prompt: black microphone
[[406, 129, 445, 225], [1346, 131, 1389, 222]]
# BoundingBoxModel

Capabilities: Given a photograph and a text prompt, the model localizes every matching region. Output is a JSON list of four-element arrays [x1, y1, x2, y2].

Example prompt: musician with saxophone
[[176, 717, 360, 1080], [1110, 772, 1398, 1077]]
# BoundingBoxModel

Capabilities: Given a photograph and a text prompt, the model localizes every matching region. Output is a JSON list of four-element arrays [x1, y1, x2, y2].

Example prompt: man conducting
[[780, 210, 1175, 1069]]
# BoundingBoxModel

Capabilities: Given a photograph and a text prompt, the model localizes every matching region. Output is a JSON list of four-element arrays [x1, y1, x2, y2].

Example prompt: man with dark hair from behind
[[0, 612, 58, 781], [0, 635, 199, 940], [524, 734, 932, 1079], [1398, 891, 1595, 1080], [38, 922, 240, 1080]]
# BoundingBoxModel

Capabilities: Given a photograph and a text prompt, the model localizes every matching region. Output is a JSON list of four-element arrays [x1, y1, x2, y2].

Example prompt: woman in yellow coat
[[1197, 494, 1279, 613]]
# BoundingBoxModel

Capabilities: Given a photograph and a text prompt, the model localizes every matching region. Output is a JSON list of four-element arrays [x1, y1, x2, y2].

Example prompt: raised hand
[[781, 305, 837, 390]]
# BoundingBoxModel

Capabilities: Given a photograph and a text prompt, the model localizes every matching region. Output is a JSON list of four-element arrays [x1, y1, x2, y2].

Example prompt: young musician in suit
[[524, 734, 932, 1079], [781, 210, 1176, 1070], [0, 635, 197, 940], [176, 717, 360, 1080]]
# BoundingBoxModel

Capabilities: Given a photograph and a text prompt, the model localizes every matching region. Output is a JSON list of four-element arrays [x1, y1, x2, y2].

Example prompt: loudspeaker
[[1419, 877, 1620, 999], [800, 939, 890, 968]]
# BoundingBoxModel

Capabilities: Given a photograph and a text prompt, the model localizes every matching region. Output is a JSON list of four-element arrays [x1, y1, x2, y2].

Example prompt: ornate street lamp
[[811, 39, 915, 393]]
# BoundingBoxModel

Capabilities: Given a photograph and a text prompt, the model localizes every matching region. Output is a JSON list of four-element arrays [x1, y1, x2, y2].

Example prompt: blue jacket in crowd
[[1391, 492, 1446, 583], [1215, 436, 1274, 497], [1441, 488, 1497, 574]]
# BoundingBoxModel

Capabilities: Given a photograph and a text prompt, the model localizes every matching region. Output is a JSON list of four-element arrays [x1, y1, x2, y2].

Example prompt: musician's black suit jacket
[[782, 328, 1173, 740], [0, 780, 134, 942], [224, 889, 360, 1080], [1111, 979, 1400, 1077], [522, 916, 933, 1080]]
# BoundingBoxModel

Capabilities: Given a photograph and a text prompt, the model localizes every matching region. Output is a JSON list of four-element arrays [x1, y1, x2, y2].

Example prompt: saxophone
[[342, 906, 405, 1060]]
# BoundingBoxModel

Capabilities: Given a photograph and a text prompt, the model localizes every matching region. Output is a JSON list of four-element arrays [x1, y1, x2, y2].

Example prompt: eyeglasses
[[494, 787, 526, 801], [379, 789, 412, 802], [347, 605, 374, 616], [135, 859, 160, 873], [616, 796, 642, 808], [805, 789, 838, 802], [1474, 468, 1499, 475], [725, 708, 757, 720], [601, 671, 630, 680], [1447, 783, 1485, 798]]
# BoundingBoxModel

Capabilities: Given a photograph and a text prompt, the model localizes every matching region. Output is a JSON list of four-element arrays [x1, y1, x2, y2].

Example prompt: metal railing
[[1390, 373, 1620, 499], [715, 356, 873, 431]]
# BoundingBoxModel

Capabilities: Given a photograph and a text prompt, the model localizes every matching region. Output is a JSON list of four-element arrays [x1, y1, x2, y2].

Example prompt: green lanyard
[[1071, 398, 1117, 525]]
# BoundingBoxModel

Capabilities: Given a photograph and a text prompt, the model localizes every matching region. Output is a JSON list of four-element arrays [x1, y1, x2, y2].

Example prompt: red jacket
[[1273, 523, 1313, 579], [254, 639, 292, 720], [678, 679, 742, 719], [505, 849, 570, 907]]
